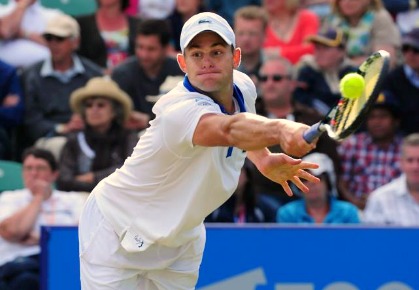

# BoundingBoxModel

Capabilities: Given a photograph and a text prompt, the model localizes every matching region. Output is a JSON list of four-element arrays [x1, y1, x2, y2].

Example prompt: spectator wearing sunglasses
[[56, 77, 138, 192], [249, 56, 342, 222], [293, 28, 357, 116], [21, 14, 103, 151], [383, 27, 419, 135]]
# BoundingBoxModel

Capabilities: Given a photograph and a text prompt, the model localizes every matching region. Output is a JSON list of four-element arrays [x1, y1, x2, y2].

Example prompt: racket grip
[[303, 122, 325, 143]]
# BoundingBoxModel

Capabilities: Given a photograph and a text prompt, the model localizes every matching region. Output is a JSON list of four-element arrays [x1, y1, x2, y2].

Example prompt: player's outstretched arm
[[247, 148, 320, 196], [193, 112, 316, 157]]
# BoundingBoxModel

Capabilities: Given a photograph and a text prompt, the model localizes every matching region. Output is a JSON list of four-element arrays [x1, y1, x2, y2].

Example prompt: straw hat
[[70, 77, 133, 121]]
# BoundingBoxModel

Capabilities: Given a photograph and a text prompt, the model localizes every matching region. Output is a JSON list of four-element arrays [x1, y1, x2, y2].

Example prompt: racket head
[[324, 50, 390, 141]]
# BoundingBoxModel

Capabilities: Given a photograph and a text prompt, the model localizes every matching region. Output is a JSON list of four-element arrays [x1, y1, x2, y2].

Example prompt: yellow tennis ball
[[340, 73, 365, 100]]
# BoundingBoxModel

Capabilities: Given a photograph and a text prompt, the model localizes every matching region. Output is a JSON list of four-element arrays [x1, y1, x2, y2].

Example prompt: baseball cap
[[43, 14, 80, 38], [302, 152, 337, 196], [402, 27, 419, 49], [179, 12, 235, 53], [306, 28, 347, 48], [371, 90, 401, 118]]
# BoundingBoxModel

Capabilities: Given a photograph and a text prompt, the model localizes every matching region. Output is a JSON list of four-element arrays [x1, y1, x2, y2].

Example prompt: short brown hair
[[402, 133, 419, 156], [331, 0, 384, 16], [234, 5, 269, 30]]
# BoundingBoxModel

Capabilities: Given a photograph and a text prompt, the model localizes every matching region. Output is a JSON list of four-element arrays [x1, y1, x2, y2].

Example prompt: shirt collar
[[396, 174, 410, 197], [403, 65, 419, 88], [41, 54, 85, 83], [183, 75, 246, 114]]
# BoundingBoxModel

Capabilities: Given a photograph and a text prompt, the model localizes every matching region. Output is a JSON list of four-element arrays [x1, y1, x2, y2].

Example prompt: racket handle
[[303, 122, 325, 143]]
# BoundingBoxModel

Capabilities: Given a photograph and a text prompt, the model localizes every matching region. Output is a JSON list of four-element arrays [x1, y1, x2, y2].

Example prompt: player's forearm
[[0, 196, 43, 242], [222, 113, 294, 151]]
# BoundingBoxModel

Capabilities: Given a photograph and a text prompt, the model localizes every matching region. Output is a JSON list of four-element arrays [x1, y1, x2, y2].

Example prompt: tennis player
[[79, 12, 319, 290]]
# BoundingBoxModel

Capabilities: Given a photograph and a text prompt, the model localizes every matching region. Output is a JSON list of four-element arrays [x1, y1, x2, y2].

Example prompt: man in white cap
[[79, 12, 319, 290], [22, 14, 103, 147]]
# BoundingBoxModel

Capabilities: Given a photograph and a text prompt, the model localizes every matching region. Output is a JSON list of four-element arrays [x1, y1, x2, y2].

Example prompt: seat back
[[0, 160, 24, 192]]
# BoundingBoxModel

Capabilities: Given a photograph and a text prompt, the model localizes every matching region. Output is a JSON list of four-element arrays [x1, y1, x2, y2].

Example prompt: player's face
[[401, 145, 419, 188], [178, 32, 241, 97], [234, 17, 265, 56], [135, 34, 167, 72]]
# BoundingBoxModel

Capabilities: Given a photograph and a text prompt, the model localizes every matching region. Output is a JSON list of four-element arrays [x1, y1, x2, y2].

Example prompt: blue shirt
[[277, 198, 360, 224], [0, 60, 24, 128]]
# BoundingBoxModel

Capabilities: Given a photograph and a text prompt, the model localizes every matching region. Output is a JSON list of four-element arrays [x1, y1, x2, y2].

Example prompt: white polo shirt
[[0, 189, 87, 266], [364, 174, 419, 226], [94, 70, 257, 252]]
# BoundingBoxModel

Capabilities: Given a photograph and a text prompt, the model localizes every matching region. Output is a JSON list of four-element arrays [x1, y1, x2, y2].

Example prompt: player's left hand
[[258, 153, 319, 196]]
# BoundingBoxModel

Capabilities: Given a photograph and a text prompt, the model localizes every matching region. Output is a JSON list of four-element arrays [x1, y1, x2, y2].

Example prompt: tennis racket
[[303, 50, 390, 143]]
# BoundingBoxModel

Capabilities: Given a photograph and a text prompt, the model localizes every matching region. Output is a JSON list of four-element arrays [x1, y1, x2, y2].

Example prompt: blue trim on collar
[[183, 76, 246, 114]]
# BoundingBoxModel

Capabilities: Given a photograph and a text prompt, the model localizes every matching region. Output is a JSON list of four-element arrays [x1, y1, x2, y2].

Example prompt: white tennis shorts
[[79, 194, 206, 290]]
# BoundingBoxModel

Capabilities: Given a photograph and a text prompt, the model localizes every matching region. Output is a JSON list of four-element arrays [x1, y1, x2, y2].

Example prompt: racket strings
[[332, 99, 354, 134]]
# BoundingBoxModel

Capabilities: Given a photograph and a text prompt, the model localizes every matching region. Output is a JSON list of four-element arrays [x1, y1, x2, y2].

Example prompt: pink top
[[263, 9, 320, 64]]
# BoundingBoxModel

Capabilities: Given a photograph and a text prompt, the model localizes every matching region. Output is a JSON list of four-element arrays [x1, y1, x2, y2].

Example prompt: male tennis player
[[79, 12, 318, 290]]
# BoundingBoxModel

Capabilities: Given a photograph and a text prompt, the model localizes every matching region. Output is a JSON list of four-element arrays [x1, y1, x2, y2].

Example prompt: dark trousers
[[0, 255, 39, 290]]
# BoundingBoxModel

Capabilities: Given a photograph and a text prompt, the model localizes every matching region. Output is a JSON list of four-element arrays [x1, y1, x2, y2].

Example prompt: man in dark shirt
[[383, 27, 419, 135], [111, 19, 184, 132]]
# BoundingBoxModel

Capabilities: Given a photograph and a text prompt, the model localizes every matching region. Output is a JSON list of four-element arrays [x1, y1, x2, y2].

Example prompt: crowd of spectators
[[1, 0, 419, 287]]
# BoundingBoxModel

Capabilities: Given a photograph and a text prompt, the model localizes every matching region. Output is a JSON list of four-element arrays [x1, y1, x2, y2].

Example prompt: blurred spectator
[[233, 5, 268, 85], [76, 0, 140, 72], [294, 28, 357, 116], [395, 8, 419, 36], [277, 152, 360, 224], [125, 0, 175, 19], [206, 163, 267, 223], [303, 0, 331, 21], [250, 56, 341, 221], [0, 59, 24, 160], [383, 27, 419, 135], [338, 91, 403, 210], [111, 19, 184, 131], [382, 0, 419, 14], [324, 0, 401, 67], [0, 0, 63, 68], [22, 14, 103, 146], [204, 0, 261, 26], [263, 0, 320, 64], [363, 133, 419, 226], [56, 77, 138, 192], [167, 0, 207, 55], [0, 147, 87, 290]]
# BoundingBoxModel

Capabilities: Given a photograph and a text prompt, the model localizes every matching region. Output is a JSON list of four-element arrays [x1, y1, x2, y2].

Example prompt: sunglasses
[[84, 100, 109, 109], [402, 45, 419, 54], [44, 34, 68, 42], [259, 74, 289, 82]]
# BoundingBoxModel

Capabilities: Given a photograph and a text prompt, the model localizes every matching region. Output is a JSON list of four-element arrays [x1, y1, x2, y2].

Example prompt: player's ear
[[233, 47, 241, 69], [177, 53, 187, 73]]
